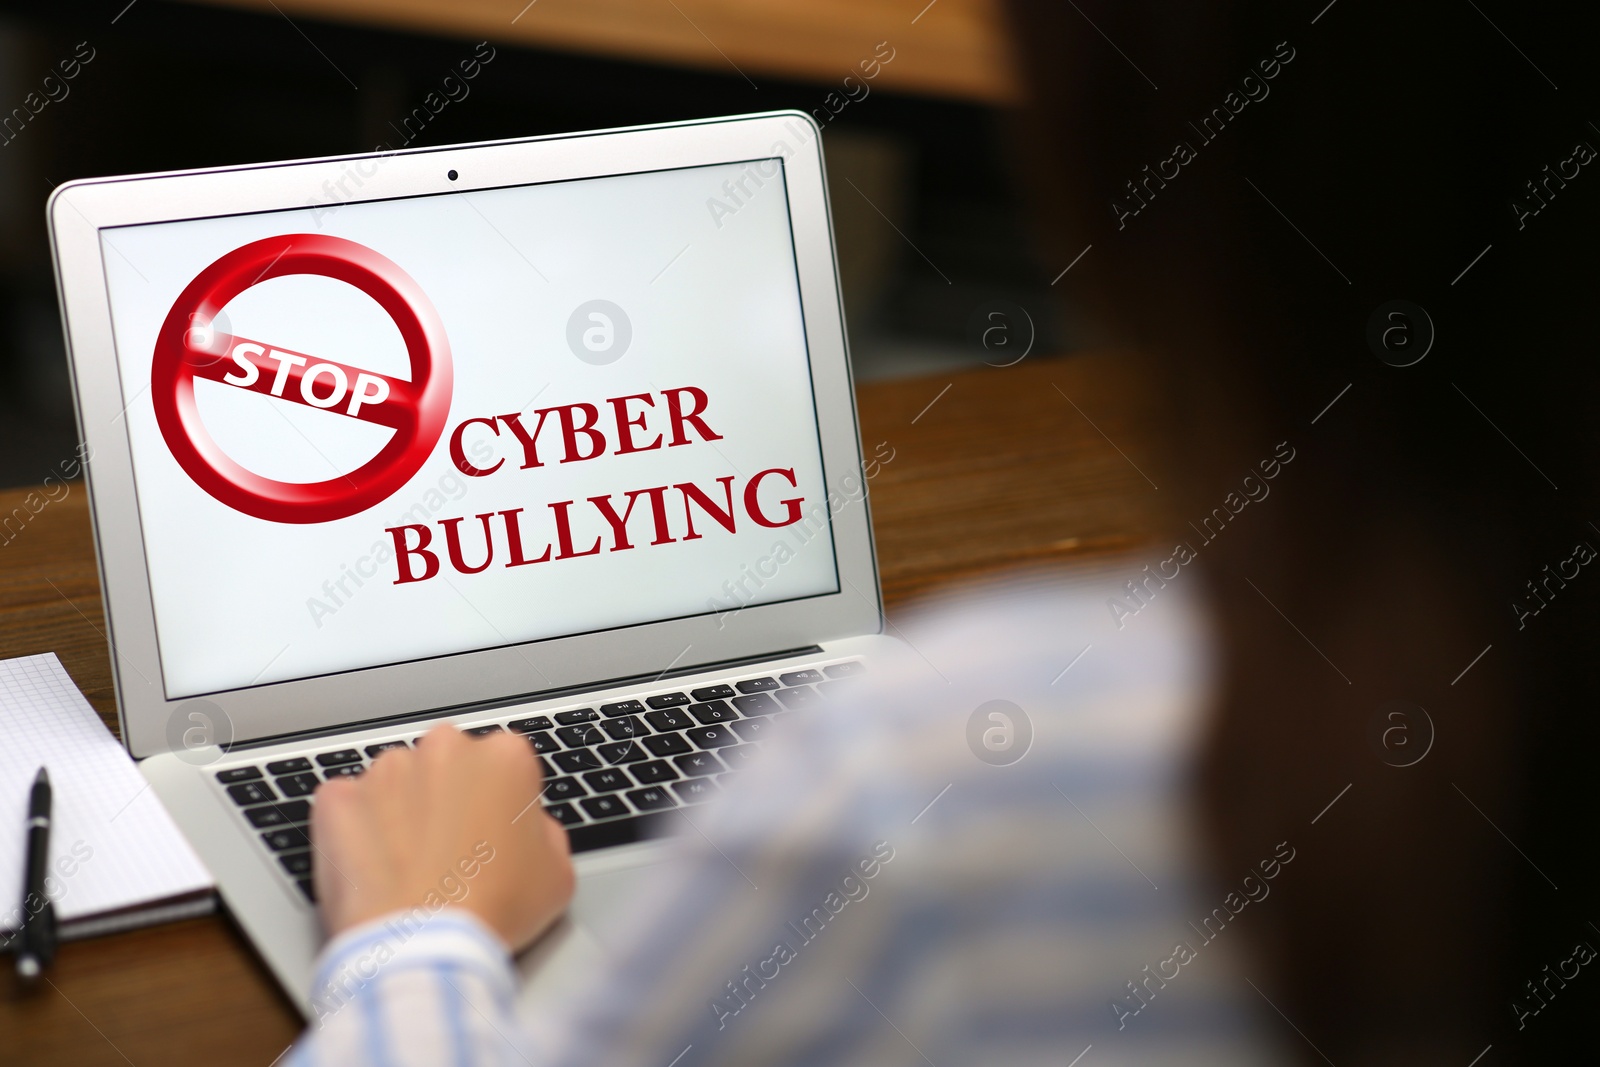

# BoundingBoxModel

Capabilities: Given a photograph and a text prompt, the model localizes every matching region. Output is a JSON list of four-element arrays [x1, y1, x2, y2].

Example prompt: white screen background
[[99, 161, 838, 698]]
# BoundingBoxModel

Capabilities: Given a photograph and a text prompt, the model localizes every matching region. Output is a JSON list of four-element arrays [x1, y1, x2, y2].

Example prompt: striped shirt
[[290, 572, 1290, 1066]]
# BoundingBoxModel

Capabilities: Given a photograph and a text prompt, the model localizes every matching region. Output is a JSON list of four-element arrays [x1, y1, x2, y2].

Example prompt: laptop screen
[[98, 159, 840, 700]]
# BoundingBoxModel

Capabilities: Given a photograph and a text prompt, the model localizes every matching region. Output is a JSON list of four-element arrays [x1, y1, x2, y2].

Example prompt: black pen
[[15, 766, 55, 982]]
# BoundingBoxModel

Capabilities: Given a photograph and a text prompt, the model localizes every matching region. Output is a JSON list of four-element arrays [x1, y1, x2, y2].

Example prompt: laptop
[[46, 111, 897, 1016]]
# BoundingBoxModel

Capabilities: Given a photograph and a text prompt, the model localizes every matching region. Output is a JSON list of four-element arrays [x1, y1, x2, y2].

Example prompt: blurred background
[[0, 0, 1068, 487]]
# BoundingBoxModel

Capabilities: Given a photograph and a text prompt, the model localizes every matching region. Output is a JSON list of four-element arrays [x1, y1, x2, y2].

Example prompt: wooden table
[[0, 353, 1161, 1065]]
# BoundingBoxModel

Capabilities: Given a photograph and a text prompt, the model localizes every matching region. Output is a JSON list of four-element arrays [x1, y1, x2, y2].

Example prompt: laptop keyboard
[[212, 661, 866, 905]]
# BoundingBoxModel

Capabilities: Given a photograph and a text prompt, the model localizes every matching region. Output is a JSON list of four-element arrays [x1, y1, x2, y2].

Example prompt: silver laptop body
[[47, 111, 895, 1015]]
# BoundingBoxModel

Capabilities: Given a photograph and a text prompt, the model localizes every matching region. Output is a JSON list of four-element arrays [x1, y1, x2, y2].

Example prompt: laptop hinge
[[221, 644, 825, 753]]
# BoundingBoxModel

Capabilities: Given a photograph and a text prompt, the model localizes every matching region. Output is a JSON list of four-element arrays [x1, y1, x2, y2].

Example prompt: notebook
[[0, 653, 214, 944]]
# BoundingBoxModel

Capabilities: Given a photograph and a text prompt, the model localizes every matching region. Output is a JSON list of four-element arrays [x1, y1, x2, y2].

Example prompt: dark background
[[0, 0, 1061, 487]]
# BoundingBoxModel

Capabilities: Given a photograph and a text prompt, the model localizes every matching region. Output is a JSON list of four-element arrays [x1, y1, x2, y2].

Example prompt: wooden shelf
[[182, 0, 1021, 104]]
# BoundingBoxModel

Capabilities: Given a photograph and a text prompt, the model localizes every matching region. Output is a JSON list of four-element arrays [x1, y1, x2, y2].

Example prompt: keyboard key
[[365, 741, 408, 758], [544, 801, 584, 826], [276, 773, 319, 797], [775, 685, 820, 709], [824, 661, 865, 678], [818, 679, 859, 701], [689, 700, 739, 725], [645, 692, 690, 709], [599, 700, 645, 718], [552, 749, 603, 774], [721, 744, 763, 770], [226, 781, 276, 806], [278, 851, 313, 876], [245, 800, 310, 828], [672, 778, 719, 804], [525, 731, 560, 754], [644, 708, 694, 732], [582, 768, 632, 793], [598, 741, 648, 764], [579, 795, 628, 820], [245, 807, 292, 830], [265, 757, 313, 775], [686, 724, 737, 749], [736, 677, 780, 693], [779, 669, 824, 686], [556, 725, 605, 748], [215, 766, 262, 784], [717, 772, 742, 789], [631, 759, 679, 784], [673, 751, 725, 777], [641, 733, 693, 757], [729, 718, 772, 743], [537, 755, 553, 778], [690, 684, 736, 701], [508, 715, 555, 732], [296, 878, 317, 902], [261, 826, 310, 851], [732, 693, 780, 717], [601, 716, 647, 740], [542, 777, 586, 801], [627, 786, 677, 811], [315, 749, 362, 767], [553, 709, 599, 726], [324, 764, 364, 780], [465, 724, 503, 737]]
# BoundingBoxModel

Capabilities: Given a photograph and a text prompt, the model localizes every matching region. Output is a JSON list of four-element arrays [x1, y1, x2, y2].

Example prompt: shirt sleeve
[[516, 581, 1285, 1067], [287, 907, 530, 1067]]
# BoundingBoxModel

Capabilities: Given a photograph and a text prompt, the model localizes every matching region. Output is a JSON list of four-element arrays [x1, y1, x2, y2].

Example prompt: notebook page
[[0, 653, 213, 934]]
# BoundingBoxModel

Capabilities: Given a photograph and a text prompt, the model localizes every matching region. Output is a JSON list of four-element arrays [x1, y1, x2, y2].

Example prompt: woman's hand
[[311, 722, 575, 951]]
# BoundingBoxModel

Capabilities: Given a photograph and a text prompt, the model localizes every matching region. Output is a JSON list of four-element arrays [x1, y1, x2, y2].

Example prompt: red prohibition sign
[[151, 234, 452, 524]]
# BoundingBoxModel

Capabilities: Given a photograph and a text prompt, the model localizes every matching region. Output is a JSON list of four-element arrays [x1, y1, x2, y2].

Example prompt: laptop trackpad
[[514, 843, 687, 1022], [571, 847, 691, 953]]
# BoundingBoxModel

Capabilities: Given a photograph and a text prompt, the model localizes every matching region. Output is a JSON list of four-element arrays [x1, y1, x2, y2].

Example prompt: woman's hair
[[1005, 1, 1600, 1059]]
